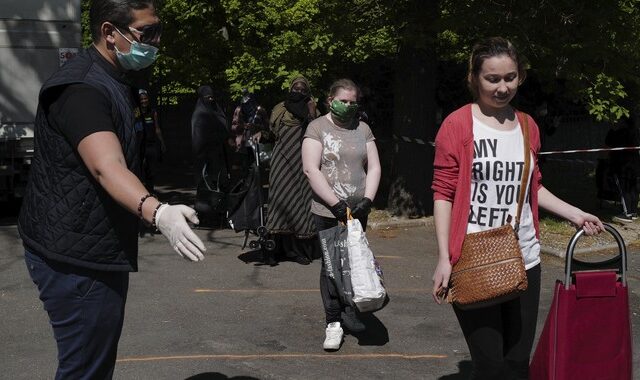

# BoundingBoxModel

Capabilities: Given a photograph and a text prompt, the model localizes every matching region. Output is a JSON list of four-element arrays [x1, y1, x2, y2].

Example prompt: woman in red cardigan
[[430, 37, 603, 379]]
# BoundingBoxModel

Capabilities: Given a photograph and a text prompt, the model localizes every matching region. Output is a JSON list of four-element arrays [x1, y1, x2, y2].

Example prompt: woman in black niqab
[[191, 85, 228, 185]]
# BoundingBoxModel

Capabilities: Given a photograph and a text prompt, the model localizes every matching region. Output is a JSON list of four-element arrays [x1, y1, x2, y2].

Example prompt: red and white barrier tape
[[392, 134, 433, 146], [539, 146, 640, 155], [392, 135, 640, 157], [542, 158, 597, 165]]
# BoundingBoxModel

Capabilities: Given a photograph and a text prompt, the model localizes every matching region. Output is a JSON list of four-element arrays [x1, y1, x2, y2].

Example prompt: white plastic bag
[[347, 218, 387, 312]]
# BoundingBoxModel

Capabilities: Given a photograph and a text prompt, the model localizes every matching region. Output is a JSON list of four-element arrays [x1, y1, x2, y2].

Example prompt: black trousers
[[453, 264, 541, 380], [273, 233, 321, 262], [25, 250, 129, 380], [314, 214, 367, 325], [142, 143, 159, 192]]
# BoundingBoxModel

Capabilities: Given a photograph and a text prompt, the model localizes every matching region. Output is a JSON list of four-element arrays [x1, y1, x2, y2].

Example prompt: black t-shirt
[[47, 84, 115, 148]]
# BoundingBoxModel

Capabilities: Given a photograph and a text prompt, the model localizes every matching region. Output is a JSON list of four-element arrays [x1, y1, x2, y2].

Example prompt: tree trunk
[[387, 1, 438, 217]]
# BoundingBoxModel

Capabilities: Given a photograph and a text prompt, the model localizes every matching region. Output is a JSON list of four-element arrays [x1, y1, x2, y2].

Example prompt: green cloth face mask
[[330, 99, 358, 123]]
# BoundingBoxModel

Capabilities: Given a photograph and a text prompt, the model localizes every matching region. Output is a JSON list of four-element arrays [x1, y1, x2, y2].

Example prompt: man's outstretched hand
[[155, 204, 206, 261]]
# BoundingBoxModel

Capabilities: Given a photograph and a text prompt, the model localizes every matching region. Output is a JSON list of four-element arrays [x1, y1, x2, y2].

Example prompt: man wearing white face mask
[[18, 1, 206, 378]]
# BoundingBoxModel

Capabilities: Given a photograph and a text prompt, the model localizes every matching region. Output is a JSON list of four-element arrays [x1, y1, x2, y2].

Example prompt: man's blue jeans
[[25, 250, 129, 380]]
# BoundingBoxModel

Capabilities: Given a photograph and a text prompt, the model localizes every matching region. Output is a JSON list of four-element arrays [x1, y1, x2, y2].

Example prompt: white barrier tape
[[539, 146, 640, 155], [392, 135, 435, 146], [542, 158, 597, 165], [389, 137, 640, 156]]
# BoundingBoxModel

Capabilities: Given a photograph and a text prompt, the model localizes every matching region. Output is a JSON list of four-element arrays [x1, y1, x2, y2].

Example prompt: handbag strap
[[514, 111, 531, 233]]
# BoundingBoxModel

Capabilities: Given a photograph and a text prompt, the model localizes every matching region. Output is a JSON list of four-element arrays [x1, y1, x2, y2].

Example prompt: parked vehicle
[[0, 1, 81, 200]]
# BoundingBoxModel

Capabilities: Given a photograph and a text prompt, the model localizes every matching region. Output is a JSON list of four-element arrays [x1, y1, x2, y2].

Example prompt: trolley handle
[[564, 223, 627, 290], [201, 163, 223, 192]]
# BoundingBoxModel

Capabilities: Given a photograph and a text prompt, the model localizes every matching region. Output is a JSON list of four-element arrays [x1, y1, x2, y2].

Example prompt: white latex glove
[[155, 204, 206, 261]]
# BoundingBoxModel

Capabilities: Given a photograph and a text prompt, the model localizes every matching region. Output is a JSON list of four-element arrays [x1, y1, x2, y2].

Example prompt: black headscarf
[[191, 85, 228, 158], [284, 76, 311, 121]]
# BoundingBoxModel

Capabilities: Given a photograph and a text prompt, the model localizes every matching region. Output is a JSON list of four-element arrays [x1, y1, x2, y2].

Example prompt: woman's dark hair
[[467, 37, 527, 99], [90, 0, 156, 42], [328, 78, 360, 99]]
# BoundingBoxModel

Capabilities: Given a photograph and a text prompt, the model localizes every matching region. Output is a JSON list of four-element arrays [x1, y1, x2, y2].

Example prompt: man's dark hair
[[89, 0, 156, 42]]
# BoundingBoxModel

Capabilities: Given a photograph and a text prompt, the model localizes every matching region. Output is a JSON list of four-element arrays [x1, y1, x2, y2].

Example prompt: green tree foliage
[[585, 74, 629, 121], [82, 0, 640, 119], [79, 0, 640, 215], [220, 0, 399, 100], [81, 0, 232, 95], [81, 0, 91, 47], [438, 0, 640, 121], [154, 0, 231, 94]]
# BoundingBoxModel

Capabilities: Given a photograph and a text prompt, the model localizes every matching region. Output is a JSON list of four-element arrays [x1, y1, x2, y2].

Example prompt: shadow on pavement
[[438, 360, 473, 379], [184, 372, 259, 380], [237, 249, 277, 266], [349, 312, 389, 346]]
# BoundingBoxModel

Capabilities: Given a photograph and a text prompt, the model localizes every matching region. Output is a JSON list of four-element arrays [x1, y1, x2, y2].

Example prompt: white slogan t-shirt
[[467, 117, 541, 269]]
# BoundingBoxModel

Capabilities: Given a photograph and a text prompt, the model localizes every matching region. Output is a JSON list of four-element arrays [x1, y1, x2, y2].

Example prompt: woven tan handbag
[[446, 112, 530, 309]]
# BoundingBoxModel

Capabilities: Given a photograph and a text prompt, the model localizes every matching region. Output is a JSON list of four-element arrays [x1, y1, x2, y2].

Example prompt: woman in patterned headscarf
[[266, 76, 320, 264]]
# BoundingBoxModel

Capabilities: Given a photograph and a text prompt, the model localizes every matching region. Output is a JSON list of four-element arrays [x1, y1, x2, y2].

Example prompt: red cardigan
[[431, 104, 542, 265]]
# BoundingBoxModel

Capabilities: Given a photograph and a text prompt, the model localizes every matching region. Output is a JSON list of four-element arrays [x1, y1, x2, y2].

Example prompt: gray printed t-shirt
[[304, 114, 375, 217]]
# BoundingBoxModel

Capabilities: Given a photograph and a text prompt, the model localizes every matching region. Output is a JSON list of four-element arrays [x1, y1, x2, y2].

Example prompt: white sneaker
[[323, 322, 343, 350]]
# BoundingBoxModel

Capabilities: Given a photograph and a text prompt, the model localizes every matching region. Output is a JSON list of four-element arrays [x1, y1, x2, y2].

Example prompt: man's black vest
[[19, 48, 140, 271]]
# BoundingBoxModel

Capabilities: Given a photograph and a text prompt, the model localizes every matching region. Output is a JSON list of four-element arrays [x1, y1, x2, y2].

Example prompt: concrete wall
[[0, 0, 81, 128], [1, 0, 80, 21]]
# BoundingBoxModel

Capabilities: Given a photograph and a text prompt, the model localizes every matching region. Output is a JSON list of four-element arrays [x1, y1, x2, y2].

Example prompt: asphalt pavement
[[2, 163, 639, 379], [1, 216, 639, 379]]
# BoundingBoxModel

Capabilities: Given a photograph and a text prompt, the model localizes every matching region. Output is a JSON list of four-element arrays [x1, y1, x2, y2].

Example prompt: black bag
[[318, 225, 354, 307], [195, 163, 250, 216], [228, 165, 261, 231]]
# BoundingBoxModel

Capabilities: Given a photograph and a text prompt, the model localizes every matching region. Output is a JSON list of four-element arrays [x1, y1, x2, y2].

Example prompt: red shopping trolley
[[530, 223, 633, 380]]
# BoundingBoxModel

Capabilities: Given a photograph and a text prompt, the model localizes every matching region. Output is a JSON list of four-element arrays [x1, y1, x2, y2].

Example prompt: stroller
[[195, 91, 276, 262], [227, 139, 276, 254], [194, 139, 275, 255]]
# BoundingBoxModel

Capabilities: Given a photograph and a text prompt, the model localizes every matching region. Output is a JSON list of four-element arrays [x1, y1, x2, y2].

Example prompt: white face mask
[[114, 28, 159, 71]]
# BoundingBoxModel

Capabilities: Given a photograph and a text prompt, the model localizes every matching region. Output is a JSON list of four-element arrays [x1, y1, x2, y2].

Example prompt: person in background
[[431, 37, 603, 379], [191, 85, 229, 187], [136, 88, 165, 192], [230, 89, 270, 151], [267, 76, 320, 265], [302, 78, 382, 351], [18, 1, 206, 378], [605, 114, 640, 223], [226, 90, 271, 196]]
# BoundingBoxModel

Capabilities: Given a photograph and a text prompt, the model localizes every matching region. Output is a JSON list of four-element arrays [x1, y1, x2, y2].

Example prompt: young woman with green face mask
[[329, 95, 359, 124], [301, 78, 382, 351]]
